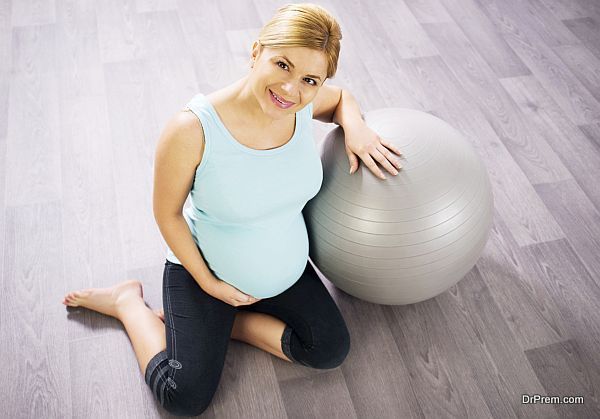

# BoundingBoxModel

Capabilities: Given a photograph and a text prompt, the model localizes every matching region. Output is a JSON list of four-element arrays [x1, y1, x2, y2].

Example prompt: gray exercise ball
[[303, 108, 494, 305]]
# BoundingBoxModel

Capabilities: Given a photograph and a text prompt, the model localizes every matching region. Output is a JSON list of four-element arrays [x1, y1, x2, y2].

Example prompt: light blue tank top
[[166, 93, 323, 298]]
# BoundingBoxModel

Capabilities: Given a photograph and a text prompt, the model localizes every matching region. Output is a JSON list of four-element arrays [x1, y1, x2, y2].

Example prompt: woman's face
[[250, 42, 329, 118]]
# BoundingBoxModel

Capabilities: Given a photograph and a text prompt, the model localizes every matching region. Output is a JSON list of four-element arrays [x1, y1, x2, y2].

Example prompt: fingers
[[376, 138, 403, 169], [361, 154, 387, 179], [357, 141, 403, 180], [380, 138, 403, 156], [230, 284, 259, 304], [381, 146, 403, 170], [235, 294, 260, 305], [361, 150, 396, 180], [377, 147, 401, 176]]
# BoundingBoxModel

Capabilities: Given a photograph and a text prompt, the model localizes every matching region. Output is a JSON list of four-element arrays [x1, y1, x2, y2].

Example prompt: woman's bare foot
[[62, 279, 144, 319]]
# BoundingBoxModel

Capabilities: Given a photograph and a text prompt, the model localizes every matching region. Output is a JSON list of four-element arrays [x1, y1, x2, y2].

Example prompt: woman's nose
[[281, 82, 298, 97]]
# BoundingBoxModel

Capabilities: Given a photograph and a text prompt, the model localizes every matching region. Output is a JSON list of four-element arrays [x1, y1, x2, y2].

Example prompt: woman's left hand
[[344, 123, 403, 179]]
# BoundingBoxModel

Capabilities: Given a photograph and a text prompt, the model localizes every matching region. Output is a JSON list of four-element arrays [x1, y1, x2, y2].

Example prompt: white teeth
[[271, 91, 287, 105]]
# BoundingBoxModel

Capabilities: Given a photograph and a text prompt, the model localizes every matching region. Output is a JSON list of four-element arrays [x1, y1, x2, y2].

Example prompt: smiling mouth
[[269, 89, 295, 105]]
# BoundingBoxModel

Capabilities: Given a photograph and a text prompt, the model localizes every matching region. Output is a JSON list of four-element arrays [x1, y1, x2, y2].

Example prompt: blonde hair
[[255, 3, 342, 80]]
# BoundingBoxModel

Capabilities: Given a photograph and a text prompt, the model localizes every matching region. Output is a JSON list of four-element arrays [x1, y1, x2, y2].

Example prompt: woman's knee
[[164, 401, 210, 417], [148, 365, 220, 417], [161, 384, 216, 417], [308, 326, 351, 370], [165, 401, 211, 417]]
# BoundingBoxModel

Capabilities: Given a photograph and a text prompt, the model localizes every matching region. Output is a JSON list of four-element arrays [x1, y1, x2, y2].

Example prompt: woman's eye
[[276, 61, 316, 86]]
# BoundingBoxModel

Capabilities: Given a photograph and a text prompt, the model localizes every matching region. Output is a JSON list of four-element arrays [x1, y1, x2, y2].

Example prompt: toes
[[62, 292, 78, 306]]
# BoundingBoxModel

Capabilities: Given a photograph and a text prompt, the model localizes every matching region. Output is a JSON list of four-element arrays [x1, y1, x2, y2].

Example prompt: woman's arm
[[332, 88, 364, 130], [330, 88, 403, 179], [153, 111, 218, 291], [154, 214, 215, 289]]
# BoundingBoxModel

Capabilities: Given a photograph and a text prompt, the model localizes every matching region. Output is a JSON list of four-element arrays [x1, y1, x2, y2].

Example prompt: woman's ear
[[251, 40, 262, 61]]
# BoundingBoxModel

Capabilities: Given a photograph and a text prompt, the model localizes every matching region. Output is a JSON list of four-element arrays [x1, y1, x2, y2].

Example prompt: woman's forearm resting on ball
[[332, 89, 365, 130], [154, 214, 217, 290]]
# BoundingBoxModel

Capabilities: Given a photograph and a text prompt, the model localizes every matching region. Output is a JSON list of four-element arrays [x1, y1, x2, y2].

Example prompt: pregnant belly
[[196, 215, 309, 298]]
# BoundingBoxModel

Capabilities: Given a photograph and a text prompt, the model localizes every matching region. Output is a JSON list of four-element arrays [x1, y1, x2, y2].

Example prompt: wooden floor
[[1, 0, 600, 417]]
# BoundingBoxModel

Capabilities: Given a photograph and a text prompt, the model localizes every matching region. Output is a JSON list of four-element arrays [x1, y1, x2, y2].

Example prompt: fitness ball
[[303, 108, 494, 305]]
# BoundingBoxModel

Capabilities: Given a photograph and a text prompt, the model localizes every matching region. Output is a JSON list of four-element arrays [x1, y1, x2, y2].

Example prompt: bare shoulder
[[153, 109, 207, 220], [158, 109, 206, 167]]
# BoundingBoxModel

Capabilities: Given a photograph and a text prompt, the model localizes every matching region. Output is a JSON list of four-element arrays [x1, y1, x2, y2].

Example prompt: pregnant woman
[[62, 3, 402, 417]]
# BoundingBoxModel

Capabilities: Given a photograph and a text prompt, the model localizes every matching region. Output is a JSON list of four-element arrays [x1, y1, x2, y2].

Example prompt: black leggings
[[144, 259, 351, 417]]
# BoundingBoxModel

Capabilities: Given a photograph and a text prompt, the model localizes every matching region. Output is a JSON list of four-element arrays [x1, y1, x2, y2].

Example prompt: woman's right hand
[[204, 275, 261, 307]]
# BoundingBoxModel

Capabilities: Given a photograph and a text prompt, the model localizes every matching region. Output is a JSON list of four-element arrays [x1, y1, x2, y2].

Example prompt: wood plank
[[0, 204, 71, 418], [134, 10, 199, 124], [315, 0, 430, 111], [215, 0, 262, 31], [437, 267, 559, 418], [477, 211, 569, 351], [6, 24, 61, 206], [517, 238, 600, 375], [363, 0, 440, 59], [405, 0, 454, 23], [438, 0, 532, 78], [534, 179, 600, 285], [278, 369, 357, 418], [70, 333, 148, 419], [55, 0, 104, 98], [476, 0, 600, 124], [59, 93, 135, 340], [385, 297, 494, 418], [579, 122, 600, 153], [135, 0, 177, 14], [0, 132, 4, 278], [553, 44, 600, 104], [487, 0, 581, 47], [96, 0, 144, 64], [525, 340, 600, 418], [562, 17, 600, 62], [421, 22, 572, 186], [517, 236, 600, 414], [178, 0, 247, 89], [0, 0, 6, 275], [103, 59, 166, 270], [214, 341, 290, 417], [500, 74, 600, 212], [571, 0, 600, 21], [10, 0, 55, 26], [538, 0, 592, 20], [0, 0, 11, 140]]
